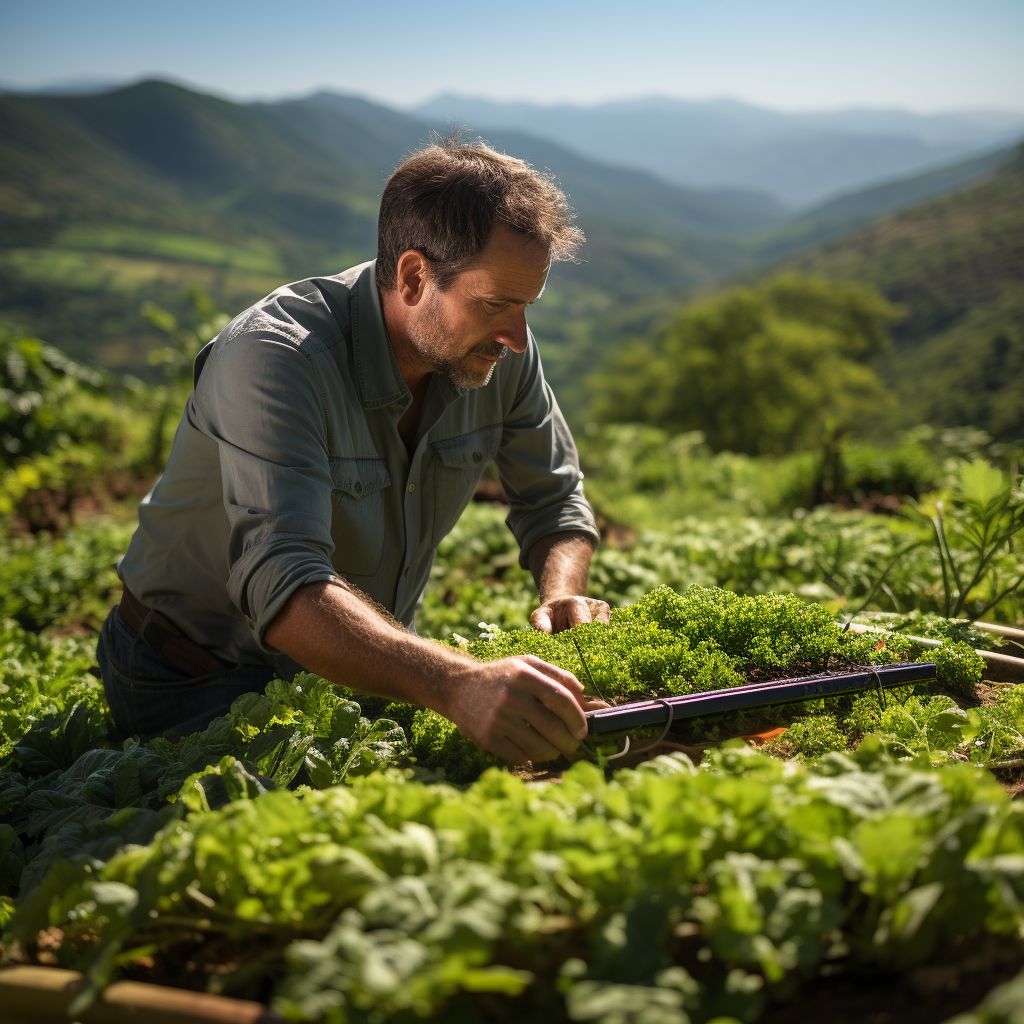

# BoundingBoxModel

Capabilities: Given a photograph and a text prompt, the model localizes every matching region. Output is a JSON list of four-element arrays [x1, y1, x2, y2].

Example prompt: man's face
[[407, 224, 551, 389]]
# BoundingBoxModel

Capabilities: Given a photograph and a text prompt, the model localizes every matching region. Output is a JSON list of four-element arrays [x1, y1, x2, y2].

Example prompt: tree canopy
[[587, 275, 899, 455]]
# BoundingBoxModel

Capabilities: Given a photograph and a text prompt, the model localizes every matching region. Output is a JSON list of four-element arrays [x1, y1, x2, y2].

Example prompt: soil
[[758, 947, 1023, 1024], [11, 471, 151, 536]]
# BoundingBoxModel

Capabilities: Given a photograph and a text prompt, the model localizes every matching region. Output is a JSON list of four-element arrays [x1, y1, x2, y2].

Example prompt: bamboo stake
[[966, 621, 1024, 642], [852, 611, 1024, 642], [0, 965, 283, 1024], [844, 622, 1024, 679]]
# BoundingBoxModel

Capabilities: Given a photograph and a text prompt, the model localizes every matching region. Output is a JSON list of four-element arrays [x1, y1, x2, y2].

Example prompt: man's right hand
[[442, 655, 592, 764], [265, 582, 598, 766]]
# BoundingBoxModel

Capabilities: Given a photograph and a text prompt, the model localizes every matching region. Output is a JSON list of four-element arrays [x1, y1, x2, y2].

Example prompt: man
[[97, 139, 609, 764]]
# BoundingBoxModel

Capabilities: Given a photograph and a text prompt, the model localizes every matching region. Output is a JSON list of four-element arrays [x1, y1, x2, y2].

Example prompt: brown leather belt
[[119, 588, 231, 677]]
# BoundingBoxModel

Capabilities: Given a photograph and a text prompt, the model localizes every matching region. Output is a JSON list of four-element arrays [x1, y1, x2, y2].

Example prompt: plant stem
[[931, 508, 957, 616], [850, 539, 927, 617]]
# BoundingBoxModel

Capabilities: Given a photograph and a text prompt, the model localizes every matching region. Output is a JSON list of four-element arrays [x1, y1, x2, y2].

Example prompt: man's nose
[[494, 310, 529, 353]]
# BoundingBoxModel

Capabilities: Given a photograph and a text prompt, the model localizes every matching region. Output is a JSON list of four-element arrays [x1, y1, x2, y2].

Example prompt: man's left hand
[[530, 595, 611, 634]]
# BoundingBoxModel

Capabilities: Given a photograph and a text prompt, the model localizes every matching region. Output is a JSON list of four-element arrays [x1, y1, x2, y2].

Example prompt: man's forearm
[[264, 579, 470, 714], [527, 531, 597, 601], [263, 579, 591, 763]]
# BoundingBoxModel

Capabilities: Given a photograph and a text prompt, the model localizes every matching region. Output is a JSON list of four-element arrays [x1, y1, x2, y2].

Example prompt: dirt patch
[[11, 471, 151, 537], [760, 947, 1022, 1024]]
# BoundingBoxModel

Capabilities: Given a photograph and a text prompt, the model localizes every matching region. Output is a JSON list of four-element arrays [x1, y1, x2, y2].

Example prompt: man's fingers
[[560, 598, 588, 630], [469, 699, 570, 764], [498, 709, 577, 762], [530, 605, 554, 633], [486, 731, 537, 766], [531, 597, 613, 634], [503, 710, 569, 762], [516, 667, 588, 743], [519, 655, 586, 701], [450, 654, 598, 764], [573, 597, 611, 626]]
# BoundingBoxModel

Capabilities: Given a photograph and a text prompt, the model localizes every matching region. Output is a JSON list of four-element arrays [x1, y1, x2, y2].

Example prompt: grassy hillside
[[3, 80, 1020, 438], [784, 144, 1024, 441], [0, 82, 370, 367], [748, 143, 1015, 263], [0, 80, 763, 384]]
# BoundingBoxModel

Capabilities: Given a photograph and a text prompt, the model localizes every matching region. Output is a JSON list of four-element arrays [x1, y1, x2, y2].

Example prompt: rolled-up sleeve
[[193, 330, 339, 649], [496, 334, 600, 567]]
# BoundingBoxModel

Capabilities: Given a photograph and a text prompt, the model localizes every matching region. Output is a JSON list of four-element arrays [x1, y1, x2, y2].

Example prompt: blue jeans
[[97, 606, 278, 742]]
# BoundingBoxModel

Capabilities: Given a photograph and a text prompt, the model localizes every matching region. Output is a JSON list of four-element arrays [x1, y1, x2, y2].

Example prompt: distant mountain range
[[414, 94, 1024, 207], [746, 143, 1015, 263], [0, 79, 784, 373], [0, 77, 126, 97], [0, 78, 1021, 437], [6, 76, 1022, 208], [784, 143, 1024, 441]]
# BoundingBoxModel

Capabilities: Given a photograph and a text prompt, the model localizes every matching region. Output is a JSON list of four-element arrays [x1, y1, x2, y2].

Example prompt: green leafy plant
[[924, 460, 1024, 619], [6, 749, 1023, 1022], [856, 460, 1024, 622]]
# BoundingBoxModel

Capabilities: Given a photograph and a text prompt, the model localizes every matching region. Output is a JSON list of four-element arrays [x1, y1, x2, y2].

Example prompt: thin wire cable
[[868, 666, 887, 711], [571, 635, 609, 705], [606, 698, 677, 762]]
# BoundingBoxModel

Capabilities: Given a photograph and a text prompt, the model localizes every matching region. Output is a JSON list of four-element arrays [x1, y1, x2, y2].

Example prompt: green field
[[52, 223, 286, 274]]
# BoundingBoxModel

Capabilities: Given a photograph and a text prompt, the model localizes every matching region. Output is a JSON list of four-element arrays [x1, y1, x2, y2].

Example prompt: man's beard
[[411, 292, 506, 389]]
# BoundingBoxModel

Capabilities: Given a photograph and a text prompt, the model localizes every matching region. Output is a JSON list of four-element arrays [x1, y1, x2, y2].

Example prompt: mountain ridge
[[1, 78, 1020, 435], [413, 93, 1024, 206], [776, 143, 1024, 440]]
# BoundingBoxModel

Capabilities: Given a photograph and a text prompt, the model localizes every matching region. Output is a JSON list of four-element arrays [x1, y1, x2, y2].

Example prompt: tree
[[587, 275, 899, 455]]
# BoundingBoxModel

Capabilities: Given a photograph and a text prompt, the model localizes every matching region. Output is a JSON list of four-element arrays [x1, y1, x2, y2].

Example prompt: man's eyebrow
[[481, 284, 547, 305]]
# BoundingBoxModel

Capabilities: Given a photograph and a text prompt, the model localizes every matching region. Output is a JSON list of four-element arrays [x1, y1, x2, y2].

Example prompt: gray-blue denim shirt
[[119, 261, 599, 671]]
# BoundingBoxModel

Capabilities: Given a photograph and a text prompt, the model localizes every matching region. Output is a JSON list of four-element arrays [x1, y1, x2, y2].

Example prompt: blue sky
[[3, 0, 1023, 113]]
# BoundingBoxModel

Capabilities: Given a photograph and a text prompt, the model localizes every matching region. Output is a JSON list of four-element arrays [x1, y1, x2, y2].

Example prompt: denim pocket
[[98, 606, 275, 741], [98, 607, 199, 739], [329, 456, 390, 577]]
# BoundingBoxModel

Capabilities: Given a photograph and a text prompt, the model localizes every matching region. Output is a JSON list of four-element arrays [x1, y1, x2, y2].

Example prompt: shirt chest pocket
[[329, 456, 391, 578], [430, 424, 501, 545]]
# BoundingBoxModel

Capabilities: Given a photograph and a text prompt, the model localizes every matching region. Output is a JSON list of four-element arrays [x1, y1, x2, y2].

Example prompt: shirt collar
[[352, 260, 465, 410]]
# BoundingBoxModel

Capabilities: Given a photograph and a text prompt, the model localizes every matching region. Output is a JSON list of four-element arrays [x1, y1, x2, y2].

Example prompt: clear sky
[[3, 0, 1023, 113]]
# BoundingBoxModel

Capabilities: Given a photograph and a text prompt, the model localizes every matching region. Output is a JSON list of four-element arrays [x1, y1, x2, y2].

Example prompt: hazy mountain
[[0, 77, 126, 96], [287, 91, 789, 239], [788, 107, 1024, 147], [413, 94, 1024, 207], [2, 77, 1019, 431], [0, 79, 766, 387], [0, 79, 791, 248], [747, 142, 1019, 262], [783, 143, 1024, 441]]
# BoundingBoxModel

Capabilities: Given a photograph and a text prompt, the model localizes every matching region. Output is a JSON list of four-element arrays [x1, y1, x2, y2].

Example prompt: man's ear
[[394, 249, 431, 307]]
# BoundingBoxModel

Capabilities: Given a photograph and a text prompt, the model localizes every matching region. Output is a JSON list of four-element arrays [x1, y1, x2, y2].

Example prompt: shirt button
[[472, 451, 483, 463], [354, 481, 363, 495], [408, 483, 416, 493]]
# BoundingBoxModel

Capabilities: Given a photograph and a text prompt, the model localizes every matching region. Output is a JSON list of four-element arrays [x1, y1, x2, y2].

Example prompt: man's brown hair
[[375, 136, 584, 292]]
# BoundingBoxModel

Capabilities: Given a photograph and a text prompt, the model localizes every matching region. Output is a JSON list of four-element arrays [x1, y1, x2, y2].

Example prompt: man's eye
[[482, 301, 505, 314]]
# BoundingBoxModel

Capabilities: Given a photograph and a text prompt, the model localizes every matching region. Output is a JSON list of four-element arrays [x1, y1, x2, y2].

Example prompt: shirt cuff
[[226, 533, 338, 655], [509, 493, 601, 569]]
